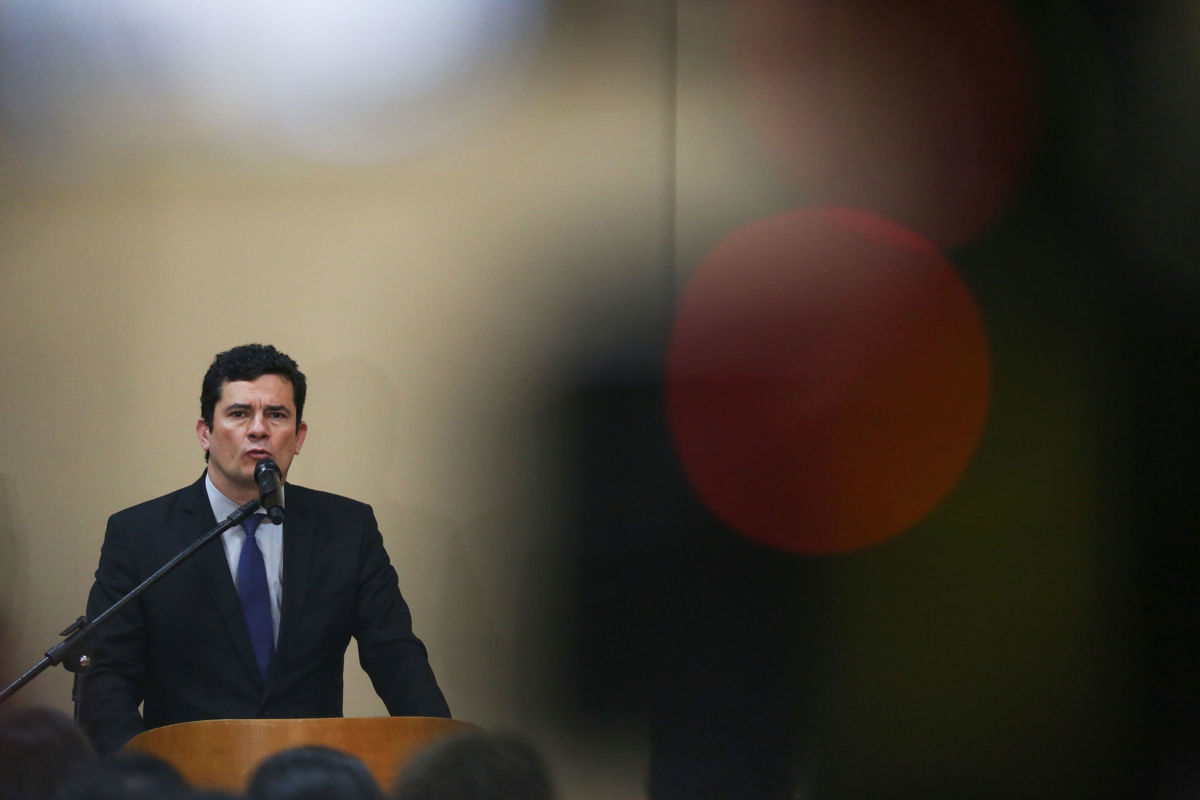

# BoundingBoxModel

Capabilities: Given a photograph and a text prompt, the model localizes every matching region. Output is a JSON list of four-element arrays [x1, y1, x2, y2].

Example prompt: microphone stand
[[0, 497, 263, 706]]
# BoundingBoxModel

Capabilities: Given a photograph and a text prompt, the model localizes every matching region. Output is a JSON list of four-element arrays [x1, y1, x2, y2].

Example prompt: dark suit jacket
[[79, 476, 450, 753]]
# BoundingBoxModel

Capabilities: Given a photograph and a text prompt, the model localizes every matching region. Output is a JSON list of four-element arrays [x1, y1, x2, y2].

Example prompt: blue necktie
[[237, 514, 274, 680]]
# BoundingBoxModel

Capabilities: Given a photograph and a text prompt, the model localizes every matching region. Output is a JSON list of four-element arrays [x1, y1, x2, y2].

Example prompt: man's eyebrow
[[222, 402, 291, 414]]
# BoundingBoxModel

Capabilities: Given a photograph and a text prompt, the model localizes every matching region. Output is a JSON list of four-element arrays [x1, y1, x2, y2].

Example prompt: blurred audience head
[[393, 730, 555, 800], [53, 750, 190, 800], [246, 745, 384, 800], [0, 704, 95, 800]]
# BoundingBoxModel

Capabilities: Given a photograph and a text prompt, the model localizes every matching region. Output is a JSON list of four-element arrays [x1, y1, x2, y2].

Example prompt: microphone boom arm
[[0, 497, 262, 706]]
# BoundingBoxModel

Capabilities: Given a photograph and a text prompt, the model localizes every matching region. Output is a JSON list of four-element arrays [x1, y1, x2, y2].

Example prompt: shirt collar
[[204, 471, 285, 525]]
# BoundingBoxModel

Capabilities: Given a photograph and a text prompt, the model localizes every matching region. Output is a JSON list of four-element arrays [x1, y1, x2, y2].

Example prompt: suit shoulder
[[286, 483, 373, 516], [107, 481, 202, 527]]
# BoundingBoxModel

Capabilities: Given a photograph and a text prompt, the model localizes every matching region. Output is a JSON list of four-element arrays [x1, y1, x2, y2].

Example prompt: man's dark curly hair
[[200, 343, 307, 432]]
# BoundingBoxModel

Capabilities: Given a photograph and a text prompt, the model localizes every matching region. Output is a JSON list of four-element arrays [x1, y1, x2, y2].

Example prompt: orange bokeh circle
[[666, 207, 991, 553]]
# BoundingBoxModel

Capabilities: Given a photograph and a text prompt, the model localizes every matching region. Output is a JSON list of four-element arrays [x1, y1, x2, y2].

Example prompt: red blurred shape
[[736, 0, 1038, 248], [666, 207, 990, 554]]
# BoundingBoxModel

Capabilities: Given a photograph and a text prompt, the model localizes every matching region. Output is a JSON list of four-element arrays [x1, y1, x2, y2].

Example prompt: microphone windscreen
[[254, 458, 281, 484]]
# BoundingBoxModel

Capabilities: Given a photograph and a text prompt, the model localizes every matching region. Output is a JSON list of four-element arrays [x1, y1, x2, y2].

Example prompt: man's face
[[196, 374, 308, 503]]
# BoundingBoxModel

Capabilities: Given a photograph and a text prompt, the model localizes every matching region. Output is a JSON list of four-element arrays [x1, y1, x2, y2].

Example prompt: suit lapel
[[270, 484, 315, 699], [178, 476, 266, 692]]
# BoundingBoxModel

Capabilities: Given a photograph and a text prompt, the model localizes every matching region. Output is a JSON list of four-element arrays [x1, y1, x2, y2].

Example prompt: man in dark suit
[[79, 344, 450, 753]]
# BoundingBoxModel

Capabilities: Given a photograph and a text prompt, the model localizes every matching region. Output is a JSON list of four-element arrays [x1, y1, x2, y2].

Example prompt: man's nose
[[248, 412, 270, 436]]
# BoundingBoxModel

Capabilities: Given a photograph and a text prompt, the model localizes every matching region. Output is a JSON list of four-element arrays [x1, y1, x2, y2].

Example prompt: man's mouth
[[246, 449, 272, 459]]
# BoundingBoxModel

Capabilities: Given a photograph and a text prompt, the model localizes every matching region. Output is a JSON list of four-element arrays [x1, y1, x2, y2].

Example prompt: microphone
[[254, 458, 285, 525]]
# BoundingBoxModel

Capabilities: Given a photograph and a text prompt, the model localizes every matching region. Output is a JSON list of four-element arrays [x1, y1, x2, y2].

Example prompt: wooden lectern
[[123, 717, 479, 792]]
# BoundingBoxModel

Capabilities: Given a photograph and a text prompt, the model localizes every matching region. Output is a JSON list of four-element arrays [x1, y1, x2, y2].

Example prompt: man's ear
[[196, 418, 211, 453], [295, 421, 308, 454]]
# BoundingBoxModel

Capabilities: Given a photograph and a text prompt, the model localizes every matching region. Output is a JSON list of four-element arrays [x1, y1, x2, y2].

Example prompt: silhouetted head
[[53, 750, 189, 800], [246, 745, 383, 800], [0, 705, 95, 800], [393, 730, 555, 800]]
